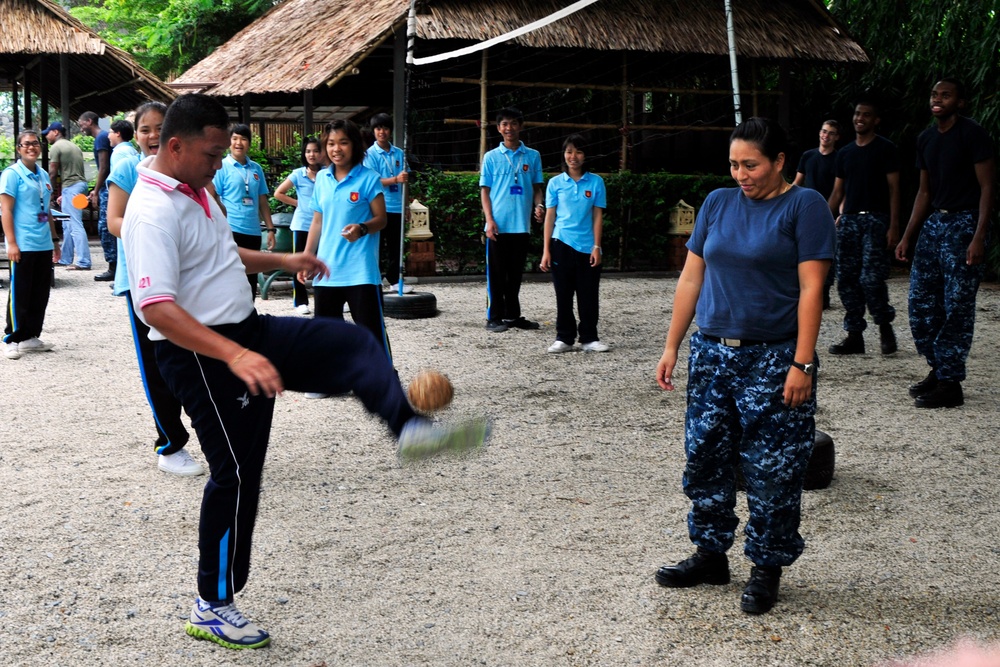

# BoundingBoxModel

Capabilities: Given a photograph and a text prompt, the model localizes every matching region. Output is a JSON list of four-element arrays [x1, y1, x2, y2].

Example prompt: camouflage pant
[[908, 211, 985, 382], [836, 213, 895, 331], [97, 188, 116, 263], [683, 332, 816, 567]]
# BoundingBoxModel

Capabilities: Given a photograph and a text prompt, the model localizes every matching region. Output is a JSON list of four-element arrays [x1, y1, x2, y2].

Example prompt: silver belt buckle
[[720, 337, 741, 347]]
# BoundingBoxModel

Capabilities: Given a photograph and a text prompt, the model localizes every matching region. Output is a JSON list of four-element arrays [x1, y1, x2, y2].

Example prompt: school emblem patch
[[46, 184, 52, 191], [350, 192, 360, 202], [253, 173, 260, 181], [522, 164, 529, 172], [585, 190, 592, 198]]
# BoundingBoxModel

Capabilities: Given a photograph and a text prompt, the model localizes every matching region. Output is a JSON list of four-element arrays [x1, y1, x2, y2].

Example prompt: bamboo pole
[[620, 53, 628, 171], [440, 77, 779, 97], [479, 50, 488, 169]]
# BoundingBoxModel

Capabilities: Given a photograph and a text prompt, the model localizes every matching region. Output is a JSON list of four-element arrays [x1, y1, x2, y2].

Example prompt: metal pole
[[398, 0, 418, 296], [724, 0, 742, 125]]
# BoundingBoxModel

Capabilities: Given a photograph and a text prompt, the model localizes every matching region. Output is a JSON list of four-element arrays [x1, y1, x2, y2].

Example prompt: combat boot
[[879, 323, 897, 355], [914, 380, 964, 408], [740, 565, 782, 614], [908, 369, 938, 398], [829, 331, 864, 355], [655, 548, 730, 588]]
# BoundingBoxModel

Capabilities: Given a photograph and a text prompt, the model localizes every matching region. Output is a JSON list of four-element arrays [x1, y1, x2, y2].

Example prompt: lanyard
[[23, 164, 45, 210], [501, 148, 523, 185], [377, 146, 396, 176], [240, 162, 251, 196]]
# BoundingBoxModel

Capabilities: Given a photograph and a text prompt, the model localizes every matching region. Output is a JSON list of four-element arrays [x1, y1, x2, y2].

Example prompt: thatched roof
[[418, 0, 868, 63], [173, 0, 865, 97], [0, 0, 175, 116]]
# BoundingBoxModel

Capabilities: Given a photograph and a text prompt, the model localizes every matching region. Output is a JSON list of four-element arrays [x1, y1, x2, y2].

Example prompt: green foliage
[[0, 136, 16, 169], [70, 0, 272, 80], [244, 134, 304, 214], [71, 134, 95, 153], [408, 171, 732, 274]]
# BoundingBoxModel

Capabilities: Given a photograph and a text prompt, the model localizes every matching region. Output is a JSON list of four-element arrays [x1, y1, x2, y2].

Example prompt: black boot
[[908, 369, 938, 398], [914, 380, 964, 408], [655, 548, 730, 588], [94, 260, 116, 282], [829, 331, 864, 355], [740, 566, 782, 614], [879, 323, 897, 355]]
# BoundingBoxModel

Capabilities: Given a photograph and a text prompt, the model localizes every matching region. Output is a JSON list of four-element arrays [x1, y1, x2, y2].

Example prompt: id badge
[[510, 185, 523, 196], [242, 196, 254, 206], [37, 212, 49, 224], [389, 184, 400, 193]]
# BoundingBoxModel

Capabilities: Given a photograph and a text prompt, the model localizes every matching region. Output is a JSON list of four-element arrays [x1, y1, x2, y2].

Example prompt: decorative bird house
[[408, 199, 433, 240], [667, 199, 696, 235]]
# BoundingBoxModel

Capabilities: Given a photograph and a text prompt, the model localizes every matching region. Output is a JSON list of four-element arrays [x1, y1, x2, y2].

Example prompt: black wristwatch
[[357, 223, 369, 237], [790, 360, 815, 376]]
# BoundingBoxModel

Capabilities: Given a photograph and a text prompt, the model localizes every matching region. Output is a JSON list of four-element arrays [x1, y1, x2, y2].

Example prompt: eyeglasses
[[18, 141, 41, 148]]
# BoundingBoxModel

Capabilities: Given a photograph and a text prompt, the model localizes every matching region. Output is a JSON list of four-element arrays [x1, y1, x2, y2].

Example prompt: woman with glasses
[[2, 131, 61, 360]]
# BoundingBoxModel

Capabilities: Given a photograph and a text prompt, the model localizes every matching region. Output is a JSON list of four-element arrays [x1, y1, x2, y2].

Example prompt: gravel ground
[[1, 254, 999, 666]]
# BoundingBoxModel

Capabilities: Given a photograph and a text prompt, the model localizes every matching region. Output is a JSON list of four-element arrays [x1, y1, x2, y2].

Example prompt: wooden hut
[[171, 0, 867, 174], [0, 0, 175, 134]]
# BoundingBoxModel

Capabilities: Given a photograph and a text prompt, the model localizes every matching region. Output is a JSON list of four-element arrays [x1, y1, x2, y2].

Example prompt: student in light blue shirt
[[274, 136, 324, 314], [212, 124, 276, 298], [363, 113, 410, 292], [479, 107, 544, 332], [109, 119, 139, 170], [539, 134, 608, 353], [2, 130, 60, 359]]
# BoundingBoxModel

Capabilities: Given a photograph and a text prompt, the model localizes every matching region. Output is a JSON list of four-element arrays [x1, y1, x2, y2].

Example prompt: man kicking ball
[[122, 93, 486, 650]]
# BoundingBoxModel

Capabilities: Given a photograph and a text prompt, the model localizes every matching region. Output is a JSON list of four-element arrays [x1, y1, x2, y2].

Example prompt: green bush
[[71, 134, 94, 153], [252, 136, 303, 214], [408, 170, 732, 274], [0, 135, 15, 169]]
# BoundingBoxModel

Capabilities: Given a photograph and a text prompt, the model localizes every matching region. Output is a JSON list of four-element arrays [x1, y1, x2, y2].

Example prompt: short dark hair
[[161, 94, 229, 144], [730, 117, 788, 162], [370, 113, 392, 130], [79, 111, 99, 125], [937, 76, 966, 100], [16, 129, 40, 148], [323, 119, 365, 168], [134, 101, 168, 127], [853, 94, 881, 117], [822, 119, 840, 131], [300, 135, 322, 167], [110, 119, 134, 142], [496, 107, 523, 124], [230, 123, 252, 141], [561, 134, 587, 173]]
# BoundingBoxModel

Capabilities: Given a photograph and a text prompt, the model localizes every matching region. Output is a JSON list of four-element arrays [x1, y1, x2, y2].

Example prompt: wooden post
[[619, 53, 628, 171], [11, 78, 18, 134], [303, 89, 314, 138], [393, 23, 406, 148], [40, 59, 49, 168], [23, 68, 32, 129], [751, 61, 759, 117], [778, 63, 791, 130], [60, 54, 70, 136], [479, 49, 488, 169], [241, 96, 252, 126]]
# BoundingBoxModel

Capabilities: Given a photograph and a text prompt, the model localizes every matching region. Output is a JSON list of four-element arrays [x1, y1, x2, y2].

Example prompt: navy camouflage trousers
[[836, 213, 895, 331], [683, 332, 816, 567], [908, 211, 985, 382], [97, 188, 116, 263]]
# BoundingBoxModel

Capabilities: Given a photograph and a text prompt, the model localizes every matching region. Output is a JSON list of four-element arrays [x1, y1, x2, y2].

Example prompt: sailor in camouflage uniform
[[896, 78, 995, 408]]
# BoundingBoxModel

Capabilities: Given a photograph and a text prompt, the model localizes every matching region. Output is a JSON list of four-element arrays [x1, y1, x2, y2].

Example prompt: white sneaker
[[398, 417, 489, 462], [4, 342, 21, 360], [18, 337, 52, 353], [343, 303, 350, 313], [581, 340, 610, 353], [158, 449, 206, 476], [381, 277, 392, 291], [390, 282, 415, 294], [547, 340, 573, 354], [186, 598, 271, 650], [294, 304, 311, 315], [304, 392, 330, 399]]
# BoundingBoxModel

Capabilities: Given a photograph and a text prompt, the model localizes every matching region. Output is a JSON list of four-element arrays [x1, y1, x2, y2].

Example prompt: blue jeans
[[58, 181, 91, 268], [97, 188, 116, 263]]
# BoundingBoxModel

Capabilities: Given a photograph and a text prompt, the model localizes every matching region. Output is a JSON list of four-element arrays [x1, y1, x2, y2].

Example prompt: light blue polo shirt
[[363, 143, 407, 214], [110, 142, 139, 170], [108, 153, 143, 296], [307, 163, 384, 287], [545, 171, 607, 254], [480, 141, 543, 234], [212, 155, 270, 236], [287, 167, 317, 232], [1, 161, 53, 252]]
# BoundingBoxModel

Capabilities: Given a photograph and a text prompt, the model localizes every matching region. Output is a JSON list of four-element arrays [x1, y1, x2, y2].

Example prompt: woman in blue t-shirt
[[653, 118, 835, 615], [2, 130, 60, 360], [300, 120, 388, 361], [274, 136, 324, 315], [539, 134, 608, 354]]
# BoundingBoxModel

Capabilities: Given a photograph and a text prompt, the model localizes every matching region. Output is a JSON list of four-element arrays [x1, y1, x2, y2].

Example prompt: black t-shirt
[[915, 115, 993, 211], [835, 135, 900, 214], [796, 148, 837, 200]]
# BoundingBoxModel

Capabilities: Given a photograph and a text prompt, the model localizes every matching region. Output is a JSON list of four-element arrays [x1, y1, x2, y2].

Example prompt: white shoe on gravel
[[158, 449, 206, 476], [304, 392, 331, 399], [186, 597, 270, 650], [294, 304, 311, 315], [581, 341, 610, 353], [390, 282, 415, 294], [4, 342, 21, 359], [547, 340, 573, 354], [18, 337, 53, 353]]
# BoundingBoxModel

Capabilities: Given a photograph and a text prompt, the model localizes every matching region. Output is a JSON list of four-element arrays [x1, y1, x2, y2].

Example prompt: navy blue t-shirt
[[686, 186, 836, 340], [915, 116, 993, 212], [795, 148, 837, 200], [834, 136, 899, 214], [94, 130, 111, 192]]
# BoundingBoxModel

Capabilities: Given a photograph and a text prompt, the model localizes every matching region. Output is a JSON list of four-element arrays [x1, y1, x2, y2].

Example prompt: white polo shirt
[[122, 165, 254, 340]]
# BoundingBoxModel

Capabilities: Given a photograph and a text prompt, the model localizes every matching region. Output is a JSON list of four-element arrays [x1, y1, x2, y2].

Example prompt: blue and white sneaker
[[186, 597, 271, 649], [398, 417, 490, 462]]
